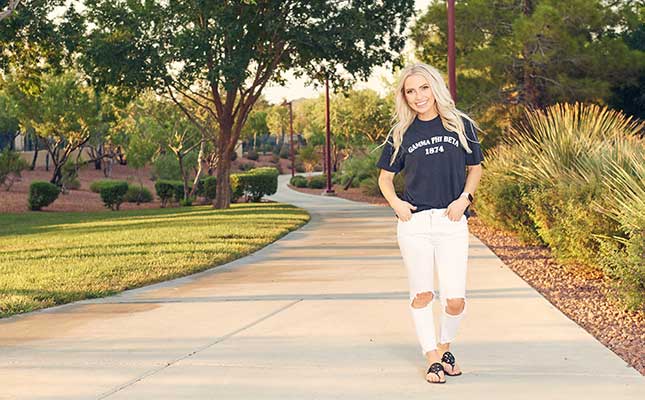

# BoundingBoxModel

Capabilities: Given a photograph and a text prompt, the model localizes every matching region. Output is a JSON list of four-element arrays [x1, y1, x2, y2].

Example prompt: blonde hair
[[386, 63, 480, 165]]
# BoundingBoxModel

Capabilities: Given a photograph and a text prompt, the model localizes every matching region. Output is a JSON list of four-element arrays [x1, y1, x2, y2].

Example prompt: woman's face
[[403, 74, 437, 118]]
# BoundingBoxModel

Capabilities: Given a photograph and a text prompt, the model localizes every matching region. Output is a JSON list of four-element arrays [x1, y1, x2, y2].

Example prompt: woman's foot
[[426, 362, 446, 384], [424, 350, 446, 383], [437, 343, 462, 376]]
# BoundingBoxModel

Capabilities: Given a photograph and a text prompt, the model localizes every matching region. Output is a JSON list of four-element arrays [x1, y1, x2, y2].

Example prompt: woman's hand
[[393, 199, 417, 221], [444, 196, 470, 221]]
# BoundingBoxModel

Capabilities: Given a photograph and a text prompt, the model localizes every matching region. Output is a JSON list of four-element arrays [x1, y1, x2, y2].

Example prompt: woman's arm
[[444, 164, 483, 221], [378, 169, 417, 221]]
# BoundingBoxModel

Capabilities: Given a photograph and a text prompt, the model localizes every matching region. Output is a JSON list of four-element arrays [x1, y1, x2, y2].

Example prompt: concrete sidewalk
[[0, 174, 642, 399]]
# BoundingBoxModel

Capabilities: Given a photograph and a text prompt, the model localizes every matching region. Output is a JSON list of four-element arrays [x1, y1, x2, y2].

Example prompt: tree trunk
[[214, 154, 232, 208], [189, 139, 205, 198], [50, 162, 63, 185], [30, 138, 39, 170], [177, 153, 189, 200], [94, 144, 103, 169], [214, 119, 234, 208]]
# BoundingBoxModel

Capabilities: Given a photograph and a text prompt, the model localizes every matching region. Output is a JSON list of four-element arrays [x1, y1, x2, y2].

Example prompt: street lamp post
[[282, 100, 295, 178], [447, 0, 457, 102], [288, 101, 295, 178], [322, 77, 335, 196]]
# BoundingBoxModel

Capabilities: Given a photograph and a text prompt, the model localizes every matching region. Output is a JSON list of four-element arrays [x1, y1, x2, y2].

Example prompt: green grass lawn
[[0, 203, 309, 318]]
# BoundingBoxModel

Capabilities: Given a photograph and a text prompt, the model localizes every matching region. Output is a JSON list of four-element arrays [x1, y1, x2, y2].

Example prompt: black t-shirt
[[376, 115, 483, 216]]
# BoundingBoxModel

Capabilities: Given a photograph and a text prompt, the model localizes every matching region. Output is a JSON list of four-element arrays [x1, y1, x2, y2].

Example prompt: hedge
[[235, 167, 279, 202], [99, 181, 129, 211], [124, 185, 153, 204], [155, 180, 184, 207], [28, 181, 60, 211]]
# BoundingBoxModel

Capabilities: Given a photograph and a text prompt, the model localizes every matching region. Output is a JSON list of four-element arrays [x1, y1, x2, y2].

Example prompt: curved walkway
[[0, 174, 642, 399]]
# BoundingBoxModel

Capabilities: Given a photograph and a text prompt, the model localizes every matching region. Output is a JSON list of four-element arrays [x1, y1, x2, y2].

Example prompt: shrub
[[179, 197, 194, 207], [230, 174, 242, 202], [295, 160, 305, 173], [307, 175, 326, 189], [359, 173, 405, 198], [527, 184, 616, 266], [336, 147, 381, 189], [173, 181, 185, 201], [297, 145, 318, 172], [478, 102, 645, 309], [124, 185, 153, 204], [475, 145, 541, 244], [28, 181, 60, 211], [90, 179, 117, 193], [202, 176, 217, 201], [290, 175, 308, 188], [246, 150, 259, 161], [595, 151, 645, 309], [238, 162, 255, 171], [99, 180, 129, 211], [0, 148, 28, 191], [235, 167, 279, 202], [155, 179, 183, 207]]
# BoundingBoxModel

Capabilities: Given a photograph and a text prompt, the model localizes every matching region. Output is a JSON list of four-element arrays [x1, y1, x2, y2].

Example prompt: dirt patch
[[289, 184, 645, 375], [0, 154, 290, 214], [0, 163, 162, 213]]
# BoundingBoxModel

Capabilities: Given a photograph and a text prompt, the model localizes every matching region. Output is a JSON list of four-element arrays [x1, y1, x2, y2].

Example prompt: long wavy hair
[[386, 63, 480, 165]]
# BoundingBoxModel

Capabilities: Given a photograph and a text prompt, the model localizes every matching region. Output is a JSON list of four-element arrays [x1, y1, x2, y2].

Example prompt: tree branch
[[169, 81, 219, 122], [0, 0, 20, 21], [165, 84, 210, 139]]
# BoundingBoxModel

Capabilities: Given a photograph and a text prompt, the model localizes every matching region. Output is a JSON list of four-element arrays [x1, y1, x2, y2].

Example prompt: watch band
[[461, 192, 473, 203]]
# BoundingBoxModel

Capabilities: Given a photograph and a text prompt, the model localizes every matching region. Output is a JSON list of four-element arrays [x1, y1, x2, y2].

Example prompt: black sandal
[[426, 362, 446, 384], [441, 351, 462, 376]]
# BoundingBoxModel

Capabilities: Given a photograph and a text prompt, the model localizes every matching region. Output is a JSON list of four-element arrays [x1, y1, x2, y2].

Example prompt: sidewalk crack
[[96, 299, 302, 399]]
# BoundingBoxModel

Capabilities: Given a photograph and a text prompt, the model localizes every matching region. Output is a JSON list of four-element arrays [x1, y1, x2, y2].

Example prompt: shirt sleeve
[[464, 120, 484, 166], [376, 138, 405, 173]]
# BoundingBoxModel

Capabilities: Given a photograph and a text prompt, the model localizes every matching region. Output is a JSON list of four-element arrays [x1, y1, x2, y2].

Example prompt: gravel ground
[[290, 184, 645, 375]]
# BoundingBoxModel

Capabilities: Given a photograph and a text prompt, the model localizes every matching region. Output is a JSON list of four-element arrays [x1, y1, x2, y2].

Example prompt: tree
[[297, 145, 318, 173], [0, 88, 20, 148], [118, 92, 203, 199], [266, 104, 290, 148], [1, 0, 85, 168], [411, 0, 645, 147], [6, 71, 100, 185], [608, 4, 645, 119], [333, 89, 392, 146], [241, 109, 269, 151], [82, 0, 414, 208]]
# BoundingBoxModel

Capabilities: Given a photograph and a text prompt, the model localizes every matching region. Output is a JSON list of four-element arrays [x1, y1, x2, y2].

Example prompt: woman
[[377, 63, 483, 384]]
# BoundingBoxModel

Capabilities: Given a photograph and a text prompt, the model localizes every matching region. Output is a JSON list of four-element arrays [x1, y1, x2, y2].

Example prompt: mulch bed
[[289, 184, 645, 375], [1, 163, 162, 213], [0, 155, 291, 214]]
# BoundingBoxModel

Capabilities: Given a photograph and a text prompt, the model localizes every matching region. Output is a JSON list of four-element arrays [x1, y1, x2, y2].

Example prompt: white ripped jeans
[[396, 208, 469, 355]]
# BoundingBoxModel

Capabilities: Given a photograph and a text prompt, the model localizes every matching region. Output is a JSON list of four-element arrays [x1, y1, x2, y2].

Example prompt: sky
[[262, 0, 432, 104]]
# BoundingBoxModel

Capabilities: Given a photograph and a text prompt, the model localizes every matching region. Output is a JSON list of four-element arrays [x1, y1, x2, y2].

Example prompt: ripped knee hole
[[444, 298, 465, 315], [411, 291, 434, 308]]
